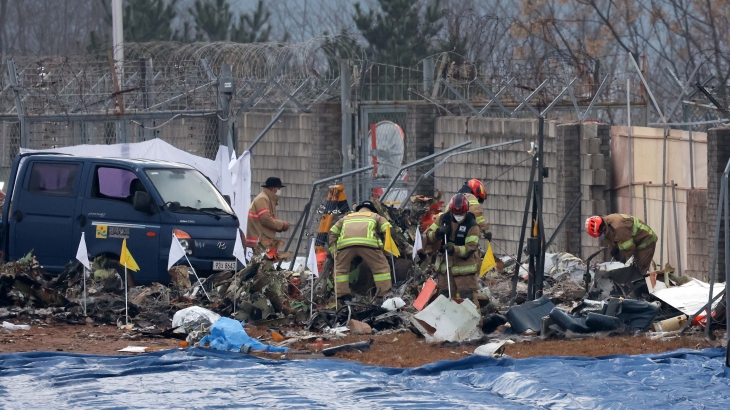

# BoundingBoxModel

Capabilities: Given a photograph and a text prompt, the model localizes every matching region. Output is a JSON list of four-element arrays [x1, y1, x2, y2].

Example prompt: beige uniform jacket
[[246, 188, 285, 247]]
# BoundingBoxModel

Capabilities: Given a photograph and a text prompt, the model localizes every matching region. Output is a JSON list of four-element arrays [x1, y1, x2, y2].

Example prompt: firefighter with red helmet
[[585, 214, 657, 274], [424, 193, 482, 301], [457, 179, 491, 240]]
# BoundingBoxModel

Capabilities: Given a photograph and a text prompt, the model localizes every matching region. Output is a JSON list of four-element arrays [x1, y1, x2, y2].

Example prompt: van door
[[9, 160, 84, 270], [80, 165, 160, 284]]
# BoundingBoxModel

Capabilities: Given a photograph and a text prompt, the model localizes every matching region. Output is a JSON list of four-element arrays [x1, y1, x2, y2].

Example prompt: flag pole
[[184, 254, 211, 301], [444, 234, 451, 299], [390, 252, 396, 285], [124, 263, 128, 325], [310, 273, 314, 321], [83, 266, 87, 316], [233, 268, 237, 314]]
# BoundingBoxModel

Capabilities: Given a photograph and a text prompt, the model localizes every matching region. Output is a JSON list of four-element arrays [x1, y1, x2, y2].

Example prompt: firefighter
[[424, 193, 481, 301], [246, 177, 290, 251], [328, 201, 393, 300], [457, 178, 491, 240], [585, 214, 657, 274]]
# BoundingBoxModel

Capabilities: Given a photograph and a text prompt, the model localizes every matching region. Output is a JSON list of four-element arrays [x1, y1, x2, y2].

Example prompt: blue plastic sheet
[[0, 348, 728, 408], [199, 317, 289, 353]]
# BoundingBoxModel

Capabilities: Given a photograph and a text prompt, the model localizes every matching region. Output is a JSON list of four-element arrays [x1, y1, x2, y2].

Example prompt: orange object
[[180, 341, 188, 348], [414, 278, 438, 311], [316, 250, 327, 272], [173, 229, 191, 239], [270, 330, 285, 342], [266, 247, 278, 259]]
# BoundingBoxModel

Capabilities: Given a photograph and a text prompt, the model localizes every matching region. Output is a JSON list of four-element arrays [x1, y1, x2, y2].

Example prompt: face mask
[[454, 214, 465, 222]]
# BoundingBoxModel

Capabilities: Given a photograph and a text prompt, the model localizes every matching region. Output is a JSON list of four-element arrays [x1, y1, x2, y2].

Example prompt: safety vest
[[616, 213, 657, 251], [329, 211, 391, 250]]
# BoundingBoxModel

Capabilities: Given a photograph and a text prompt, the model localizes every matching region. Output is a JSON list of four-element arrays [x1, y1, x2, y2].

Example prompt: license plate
[[213, 261, 237, 271]]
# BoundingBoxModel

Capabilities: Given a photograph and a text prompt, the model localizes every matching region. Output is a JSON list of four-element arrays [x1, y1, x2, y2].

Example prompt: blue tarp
[[0, 348, 727, 408], [199, 317, 289, 353]]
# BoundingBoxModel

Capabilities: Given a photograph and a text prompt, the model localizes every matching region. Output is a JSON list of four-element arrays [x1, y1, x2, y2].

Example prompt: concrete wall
[[433, 117, 558, 255], [707, 126, 730, 282], [235, 103, 342, 245], [556, 123, 611, 260], [404, 104, 438, 196], [687, 189, 709, 280]]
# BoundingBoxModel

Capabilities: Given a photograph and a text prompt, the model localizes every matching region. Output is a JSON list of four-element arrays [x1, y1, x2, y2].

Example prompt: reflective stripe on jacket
[[246, 188, 285, 247], [603, 213, 657, 260], [327, 211, 392, 251], [424, 212, 481, 275]]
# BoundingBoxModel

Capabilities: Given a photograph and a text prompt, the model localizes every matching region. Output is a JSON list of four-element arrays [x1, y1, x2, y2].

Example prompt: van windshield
[[145, 168, 233, 214]]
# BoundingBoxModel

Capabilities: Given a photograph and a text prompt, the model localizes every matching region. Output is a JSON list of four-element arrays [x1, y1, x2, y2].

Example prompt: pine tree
[[124, 0, 179, 42], [353, 0, 444, 67], [230, 0, 272, 43], [190, 0, 234, 42], [87, 0, 181, 53]]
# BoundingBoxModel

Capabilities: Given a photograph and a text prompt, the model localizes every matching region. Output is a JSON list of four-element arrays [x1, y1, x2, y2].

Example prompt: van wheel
[[104, 256, 136, 288]]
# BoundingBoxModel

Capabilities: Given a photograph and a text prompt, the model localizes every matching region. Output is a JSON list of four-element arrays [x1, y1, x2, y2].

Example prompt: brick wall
[[580, 122, 611, 260], [687, 189, 708, 280], [552, 123, 611, 260], [556, 124, 581, 254], [707, 126, 730, 282], [404, 103, 438, 196], [235, 103, 341, 246], [433, 117, 558, 255]]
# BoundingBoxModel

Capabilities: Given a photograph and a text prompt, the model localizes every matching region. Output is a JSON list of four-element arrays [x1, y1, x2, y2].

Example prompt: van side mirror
[[133, 191, 153, 214], [223, 195, 231, 205]]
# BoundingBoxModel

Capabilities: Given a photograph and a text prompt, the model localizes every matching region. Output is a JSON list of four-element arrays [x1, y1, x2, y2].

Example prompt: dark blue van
[[0, 153, 239, 285]]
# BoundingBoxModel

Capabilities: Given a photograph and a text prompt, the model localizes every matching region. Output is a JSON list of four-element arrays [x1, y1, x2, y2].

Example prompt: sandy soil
[[0, 321, 718, 367]]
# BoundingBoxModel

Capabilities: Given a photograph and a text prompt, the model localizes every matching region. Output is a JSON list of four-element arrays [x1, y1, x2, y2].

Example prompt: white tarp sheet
[[21, 139, 220, 184], [651, 278, 726, 316]]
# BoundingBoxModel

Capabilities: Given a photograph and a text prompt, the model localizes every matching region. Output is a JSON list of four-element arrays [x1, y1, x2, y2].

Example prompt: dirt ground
[[0, 321, 719, 367]]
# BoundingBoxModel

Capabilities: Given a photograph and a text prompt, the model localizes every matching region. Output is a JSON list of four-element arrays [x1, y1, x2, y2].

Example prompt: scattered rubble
[[0, 197, 725, 360]]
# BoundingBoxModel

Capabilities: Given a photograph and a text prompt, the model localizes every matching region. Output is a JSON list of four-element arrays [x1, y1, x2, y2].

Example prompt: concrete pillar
[[707, 126, 730, 282], [405, 103, 437, 196], [556, 124, 581, 254]]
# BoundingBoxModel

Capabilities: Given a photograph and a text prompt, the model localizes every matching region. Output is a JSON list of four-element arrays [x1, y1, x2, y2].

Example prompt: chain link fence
[[0, 115, 220, 188]]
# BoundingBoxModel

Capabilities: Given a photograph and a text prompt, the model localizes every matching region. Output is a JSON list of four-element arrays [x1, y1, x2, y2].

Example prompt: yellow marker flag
[[532, 219, 538, 237], [120, 238, 140, 272], [479, 241, 497, 277], [383, 228, 400, 257]]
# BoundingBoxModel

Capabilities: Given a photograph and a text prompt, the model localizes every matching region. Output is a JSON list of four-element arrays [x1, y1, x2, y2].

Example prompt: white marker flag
[[307, 238, 319, 278], [412, 226, 423, 261], [167, 233, 187, 270], [76, 232, 91, 270], [232, 229, 247, 266]]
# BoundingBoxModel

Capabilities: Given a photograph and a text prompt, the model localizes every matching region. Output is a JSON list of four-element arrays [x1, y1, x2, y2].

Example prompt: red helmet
[[449, 193, 469, 216], [585, 216, 603, 238], [467, 179, 487, 202]]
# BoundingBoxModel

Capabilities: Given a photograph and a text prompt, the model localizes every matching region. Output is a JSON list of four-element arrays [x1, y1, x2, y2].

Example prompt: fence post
[[340, 59, 353, 202], [423, 57, 434, 94], [6, 59, 28, 149]]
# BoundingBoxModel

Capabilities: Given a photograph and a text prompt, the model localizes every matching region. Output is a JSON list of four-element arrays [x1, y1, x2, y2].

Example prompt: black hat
[[355, 201, 378, 213], [262, 177, 285, 188]]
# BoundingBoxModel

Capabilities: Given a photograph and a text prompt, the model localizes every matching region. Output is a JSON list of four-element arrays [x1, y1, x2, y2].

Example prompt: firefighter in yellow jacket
[[457, 178, 491, 240], [246, 177, 290, 251], [586, 214, 657, 274], [328, 201, 393, 299], [425, 193, 481, 301]]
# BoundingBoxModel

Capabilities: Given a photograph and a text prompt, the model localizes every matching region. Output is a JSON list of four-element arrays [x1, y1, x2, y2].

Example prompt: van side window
[[27, 162, 79, 196], [93, 167, 142, 203]]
